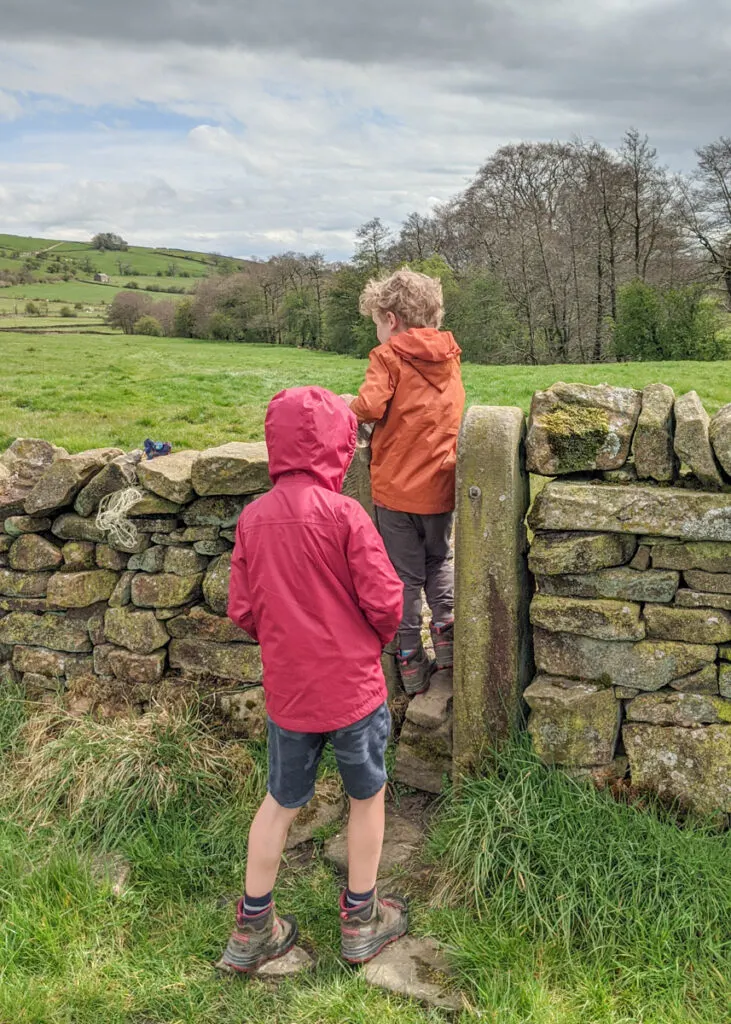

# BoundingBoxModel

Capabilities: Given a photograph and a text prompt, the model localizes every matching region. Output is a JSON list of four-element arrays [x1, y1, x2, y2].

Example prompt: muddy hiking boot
[[216, 901, 298, 975], [430, 617, 455, 671], [340, 890, 408, 964], [398, 645, 437, 696]]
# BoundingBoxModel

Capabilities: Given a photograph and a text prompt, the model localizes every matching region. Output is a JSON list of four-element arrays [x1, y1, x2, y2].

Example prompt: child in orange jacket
[[344, 269, 466, 694]]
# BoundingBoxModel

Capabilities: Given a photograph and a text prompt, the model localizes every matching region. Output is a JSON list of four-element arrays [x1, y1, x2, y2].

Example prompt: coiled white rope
[[95, 487, 143, 548]]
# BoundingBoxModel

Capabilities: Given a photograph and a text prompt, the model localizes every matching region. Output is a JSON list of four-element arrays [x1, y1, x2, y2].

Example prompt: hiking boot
[[398, 645, 436, 696], [216, 901, 298, 975], [340, 891, 408, 964], [430, 617, 455, 670]]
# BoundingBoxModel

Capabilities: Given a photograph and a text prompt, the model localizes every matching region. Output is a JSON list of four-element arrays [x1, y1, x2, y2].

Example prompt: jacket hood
[[389, 328, 462, 393], [266, 386, 357, 491]]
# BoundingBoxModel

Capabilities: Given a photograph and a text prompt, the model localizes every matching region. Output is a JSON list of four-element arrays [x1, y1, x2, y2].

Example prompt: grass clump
[[0, 669, 26, 755], [12, 702, 263, 842], [428, 740, 731, 1019]]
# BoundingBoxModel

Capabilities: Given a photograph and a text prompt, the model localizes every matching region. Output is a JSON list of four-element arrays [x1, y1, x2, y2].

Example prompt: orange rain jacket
[[350, 328, 466, 515]]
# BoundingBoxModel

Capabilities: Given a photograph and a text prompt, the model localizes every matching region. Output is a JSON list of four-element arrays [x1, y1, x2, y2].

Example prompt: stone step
[[405, 670, 452, 729], [324, 809, 423, 881], [285, 778, 345, 850], [363, 936, 462, 1011], [256, 946, 314, 978]]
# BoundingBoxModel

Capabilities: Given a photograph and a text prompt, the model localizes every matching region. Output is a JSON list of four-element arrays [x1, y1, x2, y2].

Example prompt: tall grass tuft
[[11, 702, 262, 843], [0, 668, 26, 755], [429, 740, 731, 1012]]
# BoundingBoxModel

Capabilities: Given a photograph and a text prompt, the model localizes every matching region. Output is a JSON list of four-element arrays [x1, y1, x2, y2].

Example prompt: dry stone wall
[[0, 434, 452, 790], [524, 383, 731, 819], [0, 439, 277, 736]]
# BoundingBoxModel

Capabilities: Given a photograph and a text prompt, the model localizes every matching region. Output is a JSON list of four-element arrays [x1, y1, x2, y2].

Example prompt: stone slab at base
[[363, 936, 462, 1011], [255, 946, 314, 978], [324, 809, 422, 880]]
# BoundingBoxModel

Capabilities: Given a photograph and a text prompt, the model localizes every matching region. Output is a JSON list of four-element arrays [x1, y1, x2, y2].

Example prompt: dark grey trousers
[[375, 508, 454, 651]]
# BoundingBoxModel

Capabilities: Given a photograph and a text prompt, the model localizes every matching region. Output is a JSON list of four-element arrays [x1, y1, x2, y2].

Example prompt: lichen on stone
[[540, 405, 611, 474]]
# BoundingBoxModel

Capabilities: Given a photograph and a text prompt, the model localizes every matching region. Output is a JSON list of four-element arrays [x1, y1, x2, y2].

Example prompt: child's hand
[[340, 394, 356, 407]]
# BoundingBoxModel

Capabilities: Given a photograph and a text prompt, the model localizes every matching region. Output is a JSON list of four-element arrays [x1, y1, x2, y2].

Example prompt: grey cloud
[[4, 0, 730, 150], [1, 0, 721, 74], [1, 0, 497, 58]]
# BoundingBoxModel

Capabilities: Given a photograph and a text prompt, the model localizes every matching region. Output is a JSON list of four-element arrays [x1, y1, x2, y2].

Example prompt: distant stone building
[[94, 272, 110, 283]]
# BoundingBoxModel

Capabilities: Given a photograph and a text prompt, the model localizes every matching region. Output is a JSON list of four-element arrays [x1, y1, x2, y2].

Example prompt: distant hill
[[0, 233, 254, 292]]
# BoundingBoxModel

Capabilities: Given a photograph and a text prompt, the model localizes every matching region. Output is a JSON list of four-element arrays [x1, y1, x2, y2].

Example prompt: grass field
[[0, 687, 728, 1024], [0, 282, 122, 305], [1, 332, 730, 453]]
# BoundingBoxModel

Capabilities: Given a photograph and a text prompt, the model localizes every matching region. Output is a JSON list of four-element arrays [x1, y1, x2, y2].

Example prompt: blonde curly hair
[[359, 269, 444, 329]]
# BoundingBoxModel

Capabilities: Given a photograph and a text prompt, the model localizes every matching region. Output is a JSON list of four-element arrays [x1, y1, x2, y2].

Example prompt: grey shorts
[[267, 702, 391, 809]]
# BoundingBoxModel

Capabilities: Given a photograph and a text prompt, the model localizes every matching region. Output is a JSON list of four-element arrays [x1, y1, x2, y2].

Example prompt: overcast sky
[[0, 0, 728, 260]]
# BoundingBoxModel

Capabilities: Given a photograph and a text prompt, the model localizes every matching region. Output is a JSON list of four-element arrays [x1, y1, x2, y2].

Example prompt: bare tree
[[679, 137, 731, 303], [354, 218, 393, 274], [620, 129, 675, 281]]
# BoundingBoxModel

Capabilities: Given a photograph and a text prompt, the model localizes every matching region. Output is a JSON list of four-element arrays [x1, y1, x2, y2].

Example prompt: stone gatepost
[[453, 406, 533, 773]]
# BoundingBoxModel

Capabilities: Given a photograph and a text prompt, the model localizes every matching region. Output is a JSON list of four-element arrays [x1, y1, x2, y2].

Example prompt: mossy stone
[[719, 664, 731, 698], [191, 442, 270, 497], [537, 567, 679, 603], [0, 568, 51, 598], [524, 674, 621, 766], [168, 638, 262, 683], [0, 611, 92, 652], [104, 606, 169, 654], [652, 541, 731, 573], [644, 604, 731, 644], [9, 534, 63, 572], [216, 686, 268, 739], [47, 569, 119, 608], [202, 552, 232, 616], [131, 572, 203, 609], [626, 690, 731, 727], [52, 513, 106, 543], [624, 723, 731, 816], [633, 383, 677, 483], [137, 451, 199, 504], [529, 531, 636, 576], [24, 448, 123, 515], [534, 627, 716, 691], [674, 391, 723, 491], [183, 496, 250, 528], [62, 541, 97, 570], [684, 570, 731, 595], [709, 403, 731, 478], [526, 383, 641, 476], [530, 594, 645, 641], [74, 453, 140, 517], [670, 663, 719, 694], [107, 648, 166, 686], [4, 515, 52, 537], [167, 606, 253, 643], [529, 481, 731, 541]]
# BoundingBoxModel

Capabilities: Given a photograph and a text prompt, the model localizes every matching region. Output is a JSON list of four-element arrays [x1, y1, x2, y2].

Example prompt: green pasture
[[106, 275, 197, 291], [0, 282, 121, 305], [0, 332, 730, 453]]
